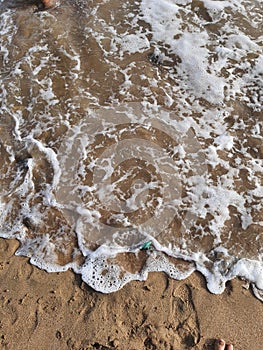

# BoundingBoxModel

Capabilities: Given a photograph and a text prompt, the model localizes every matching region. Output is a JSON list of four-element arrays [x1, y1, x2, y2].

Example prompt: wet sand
[[1, 238, 262, 350]]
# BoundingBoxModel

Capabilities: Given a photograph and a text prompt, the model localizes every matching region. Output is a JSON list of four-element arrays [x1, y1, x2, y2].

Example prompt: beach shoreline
[[1, 238, 262, 350]]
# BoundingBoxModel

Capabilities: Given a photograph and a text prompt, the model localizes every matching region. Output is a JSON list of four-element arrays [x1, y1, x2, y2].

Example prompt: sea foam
[[0, 0, 262, 299]]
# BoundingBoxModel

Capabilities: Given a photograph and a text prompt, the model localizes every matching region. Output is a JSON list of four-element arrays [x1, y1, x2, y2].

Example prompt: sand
[[0, 238, 262, 350]]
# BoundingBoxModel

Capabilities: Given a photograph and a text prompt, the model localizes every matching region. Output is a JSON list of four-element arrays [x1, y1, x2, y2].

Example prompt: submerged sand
[[1, 238, 262, 350]]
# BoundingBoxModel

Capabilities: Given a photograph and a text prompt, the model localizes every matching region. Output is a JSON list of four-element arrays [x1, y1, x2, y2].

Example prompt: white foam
[[214, 134, 234, 151], [0, 0, 262, 299], [25, 136, 61, 189], [119, 34, 150, 55]]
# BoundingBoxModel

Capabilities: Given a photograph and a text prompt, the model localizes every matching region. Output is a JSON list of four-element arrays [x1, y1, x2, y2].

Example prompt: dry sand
[[0, 238, 262, 350]]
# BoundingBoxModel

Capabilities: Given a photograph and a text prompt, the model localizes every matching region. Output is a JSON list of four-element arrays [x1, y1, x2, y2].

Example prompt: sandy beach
[[1, 238, 262, 350], [0, 1, 262, 349]]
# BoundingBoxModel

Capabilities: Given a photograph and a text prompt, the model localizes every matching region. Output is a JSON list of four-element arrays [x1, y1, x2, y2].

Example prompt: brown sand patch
[[1, 238, 262, 350]]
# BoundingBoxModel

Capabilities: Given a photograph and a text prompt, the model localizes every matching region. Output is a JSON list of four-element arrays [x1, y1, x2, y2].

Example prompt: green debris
[[141, 241, 152, 250]]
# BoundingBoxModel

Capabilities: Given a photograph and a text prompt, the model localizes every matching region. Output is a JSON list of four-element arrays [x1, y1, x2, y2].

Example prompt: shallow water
[[0, 0, 262, 297]]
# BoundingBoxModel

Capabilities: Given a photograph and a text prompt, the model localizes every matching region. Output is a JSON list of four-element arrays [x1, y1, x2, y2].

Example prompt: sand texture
[[0, 238, 262, 350]]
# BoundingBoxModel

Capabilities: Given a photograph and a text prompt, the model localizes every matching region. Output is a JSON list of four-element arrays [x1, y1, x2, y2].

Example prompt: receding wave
[[0, 0, 262, 299]]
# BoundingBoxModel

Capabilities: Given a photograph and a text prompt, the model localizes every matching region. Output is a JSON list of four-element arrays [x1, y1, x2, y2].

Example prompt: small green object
[[141, 241, 152, 250]]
